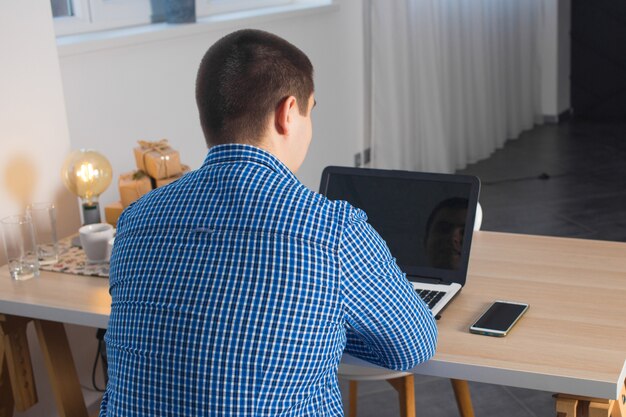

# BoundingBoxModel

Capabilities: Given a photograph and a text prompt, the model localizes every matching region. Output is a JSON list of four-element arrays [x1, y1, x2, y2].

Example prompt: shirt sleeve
[[339, 206, 438, 370]]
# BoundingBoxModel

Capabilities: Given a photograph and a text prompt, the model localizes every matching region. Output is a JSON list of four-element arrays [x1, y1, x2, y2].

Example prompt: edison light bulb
[[61, 149, 113, 224]]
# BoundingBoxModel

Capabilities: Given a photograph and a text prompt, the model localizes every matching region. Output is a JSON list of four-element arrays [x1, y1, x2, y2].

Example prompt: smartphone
[[469, 300, 529, 337]]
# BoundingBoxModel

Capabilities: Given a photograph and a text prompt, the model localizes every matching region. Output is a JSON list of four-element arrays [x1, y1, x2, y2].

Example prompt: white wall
[[540, 0, 557, 117], [557, 0, 571, 114], [0, 2, 101, 417], [540, 0, 571, 118], [0, 0, 79, 245], [58, 1, 365, 210]]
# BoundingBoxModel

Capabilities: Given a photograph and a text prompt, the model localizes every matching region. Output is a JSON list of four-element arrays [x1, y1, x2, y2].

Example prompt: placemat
[[39, 237, 109, 278]]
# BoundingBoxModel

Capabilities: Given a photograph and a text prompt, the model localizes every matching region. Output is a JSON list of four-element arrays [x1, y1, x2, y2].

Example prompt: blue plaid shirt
[[100, 144, 437, 417]]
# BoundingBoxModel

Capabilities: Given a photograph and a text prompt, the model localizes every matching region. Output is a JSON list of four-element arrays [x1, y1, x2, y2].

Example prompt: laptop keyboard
[[415, 289, 446, 310]]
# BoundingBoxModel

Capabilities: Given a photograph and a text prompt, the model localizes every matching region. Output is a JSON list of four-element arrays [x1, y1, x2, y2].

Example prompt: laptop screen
[[319, 166, 480, 285]]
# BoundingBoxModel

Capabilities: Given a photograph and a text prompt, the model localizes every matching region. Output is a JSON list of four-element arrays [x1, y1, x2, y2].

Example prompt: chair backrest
[[473, 202, 483, 231]]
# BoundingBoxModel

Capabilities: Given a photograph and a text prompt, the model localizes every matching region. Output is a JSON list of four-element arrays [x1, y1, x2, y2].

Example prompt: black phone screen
[[472, 301, 528, 331]]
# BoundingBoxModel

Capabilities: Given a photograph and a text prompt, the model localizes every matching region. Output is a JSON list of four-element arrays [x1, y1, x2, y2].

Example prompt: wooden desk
[[2, 231, 626, 417], [0, 270, 110, 417], [347, 232, 626, 416]]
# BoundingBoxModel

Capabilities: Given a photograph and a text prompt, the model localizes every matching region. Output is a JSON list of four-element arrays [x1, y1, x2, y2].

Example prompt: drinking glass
[[1, 215, 40, 280], [26, 202, 59, 265]]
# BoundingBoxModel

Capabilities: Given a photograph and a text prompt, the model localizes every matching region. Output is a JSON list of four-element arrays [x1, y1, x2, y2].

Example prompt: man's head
[[196, 29, 315, 166], [424, 198, 468, 270]]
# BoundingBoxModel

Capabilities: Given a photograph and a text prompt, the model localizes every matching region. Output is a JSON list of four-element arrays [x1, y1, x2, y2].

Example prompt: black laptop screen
[[319, 167, 480, 285]]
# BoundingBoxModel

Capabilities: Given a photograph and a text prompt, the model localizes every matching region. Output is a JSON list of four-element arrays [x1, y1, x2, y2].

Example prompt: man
[[424, 198, 468, 270], [101, 29, 436, 416]]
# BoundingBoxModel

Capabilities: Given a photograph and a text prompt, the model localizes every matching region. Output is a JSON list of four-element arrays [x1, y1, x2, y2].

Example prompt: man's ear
[[275, 96, 298, 136]]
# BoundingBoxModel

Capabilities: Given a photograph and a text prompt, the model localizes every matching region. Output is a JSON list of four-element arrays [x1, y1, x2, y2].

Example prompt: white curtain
[[367, 0, 543, 173]]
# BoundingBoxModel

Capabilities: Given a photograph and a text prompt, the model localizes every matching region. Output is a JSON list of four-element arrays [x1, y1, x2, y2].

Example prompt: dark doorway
[[571, 1, 626, 121]]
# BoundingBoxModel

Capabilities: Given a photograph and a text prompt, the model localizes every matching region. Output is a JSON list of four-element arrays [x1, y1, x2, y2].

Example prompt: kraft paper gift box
[[155, 164, 191, 188], [133, 139, 182, 180], [104, 201, 124, 227], [119, 170, 153, 208]]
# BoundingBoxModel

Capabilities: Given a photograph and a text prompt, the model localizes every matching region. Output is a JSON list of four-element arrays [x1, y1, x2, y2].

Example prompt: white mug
[[79, 223, 115, 263]]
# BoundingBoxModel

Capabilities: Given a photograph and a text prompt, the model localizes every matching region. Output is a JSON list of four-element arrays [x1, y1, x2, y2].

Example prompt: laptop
[[319, 166, 481, 316]]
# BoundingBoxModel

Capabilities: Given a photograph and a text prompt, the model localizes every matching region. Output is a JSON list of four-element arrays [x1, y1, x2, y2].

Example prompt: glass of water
[[26, 202, 59, 265], [1, 215, 40, 280]]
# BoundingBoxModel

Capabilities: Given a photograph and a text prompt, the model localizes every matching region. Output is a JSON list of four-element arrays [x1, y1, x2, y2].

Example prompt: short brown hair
[[196, 29, 314, 147]]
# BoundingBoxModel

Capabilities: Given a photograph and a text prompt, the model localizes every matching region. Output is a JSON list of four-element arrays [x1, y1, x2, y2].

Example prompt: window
[[195, 0, 293, 16], [52, 0, 151, 35], [51, 0, 74, 17], [52, 0, 298, 36]]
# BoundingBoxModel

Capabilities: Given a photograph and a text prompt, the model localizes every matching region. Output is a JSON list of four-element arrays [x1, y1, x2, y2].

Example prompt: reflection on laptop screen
[[320, 167, 480, 285]]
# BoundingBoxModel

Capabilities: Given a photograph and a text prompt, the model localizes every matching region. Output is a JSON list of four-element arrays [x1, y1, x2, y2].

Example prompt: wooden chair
[[340, 364, 475, 417]]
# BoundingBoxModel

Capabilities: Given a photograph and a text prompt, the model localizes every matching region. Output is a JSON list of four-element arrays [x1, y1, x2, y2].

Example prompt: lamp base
[[71, 202, 102, 247], [82, 202, 101, 225]]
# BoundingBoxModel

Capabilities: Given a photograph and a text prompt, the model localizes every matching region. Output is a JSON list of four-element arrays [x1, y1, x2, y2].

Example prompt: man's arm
[[339, 207, 437, 370]]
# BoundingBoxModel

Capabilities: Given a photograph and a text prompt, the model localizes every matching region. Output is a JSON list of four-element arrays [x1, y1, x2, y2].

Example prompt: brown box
[[133, 139, 182, 180], [119, 170, 153, 208], [104, 201, 124, 227], [155, 164, 191, 188]]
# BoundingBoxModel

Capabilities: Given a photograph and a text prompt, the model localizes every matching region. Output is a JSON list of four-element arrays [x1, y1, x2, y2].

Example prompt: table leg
[[0, 341, 15, 417], [450, 379, 475, 417], [555, 381, 626, 417], [588, 400, 611, 417], [387, 375, 416, 417], [348, 380, 358, 417], [0, 315, 37, 411], [555, 395, 579, 417], [34, 319, 88, 417]]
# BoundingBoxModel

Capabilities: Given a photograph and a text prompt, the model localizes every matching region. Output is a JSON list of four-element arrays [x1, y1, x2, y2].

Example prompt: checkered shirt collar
[[202, 143, 298, 182]]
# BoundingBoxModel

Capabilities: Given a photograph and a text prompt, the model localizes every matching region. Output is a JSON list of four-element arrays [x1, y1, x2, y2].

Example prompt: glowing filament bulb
[[61, 150, 112, 205]]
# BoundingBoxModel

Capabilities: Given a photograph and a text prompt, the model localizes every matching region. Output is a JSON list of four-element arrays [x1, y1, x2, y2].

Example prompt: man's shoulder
[[115, 166, 202, 228], [289, 183, 360, 223], [116, 164, 361, 240]]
